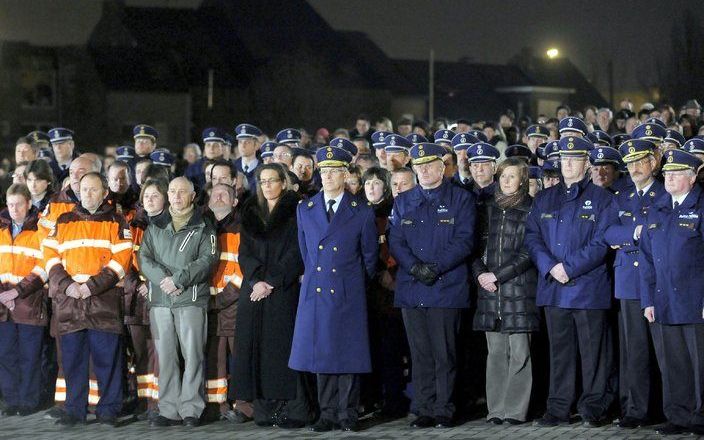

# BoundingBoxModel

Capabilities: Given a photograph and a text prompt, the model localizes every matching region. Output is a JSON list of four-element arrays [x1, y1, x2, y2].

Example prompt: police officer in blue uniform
[[450, 132, 479, 190], [259, 141, 277, 164], [632, 123, 667, 175], [588, 146, 623, 192], [184, 127, 228, 189], [388, 143, 476, 429], [640, 149, 704, 436], [233, 123, 263, 190], [603, 139, 666, 429], [558, 117, 589, 139], [289, 145, 378, 433], [133, 124, 159, 163], [525, 136, 618, 427], [434, 129, 454, 149], [525, 125, 550, 163], [47, 128, 78, 183], [467, 142, 500, 204], [682, 138, 704, 187]]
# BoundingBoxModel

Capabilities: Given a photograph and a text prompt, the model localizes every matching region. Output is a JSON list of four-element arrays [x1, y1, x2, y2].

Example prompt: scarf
[[169, 204, 194, 232], [495, 187, 527, 210]]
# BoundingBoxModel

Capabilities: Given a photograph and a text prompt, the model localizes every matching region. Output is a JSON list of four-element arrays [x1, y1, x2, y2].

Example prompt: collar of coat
[[152, 204, 207, 231], [72, 200, 116, 218], [655, 182, 702, 211], [0, 206, 39, 231], [407, 178, 453, 206], [240, 190, 300, 238]]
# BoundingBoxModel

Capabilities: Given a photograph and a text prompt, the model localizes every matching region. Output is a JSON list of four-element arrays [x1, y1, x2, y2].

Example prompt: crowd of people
[[0, 97, 704, 435]]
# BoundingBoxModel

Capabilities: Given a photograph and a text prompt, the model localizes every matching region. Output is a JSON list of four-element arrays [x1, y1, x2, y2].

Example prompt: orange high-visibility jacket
[[43, 201, 132, 336], [0, 209, 48, 326], [210, 211, 242, 337], [37, 187, 79, 241]]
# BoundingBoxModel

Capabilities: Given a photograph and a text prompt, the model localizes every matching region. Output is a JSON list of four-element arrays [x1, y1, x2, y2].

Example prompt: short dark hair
[[80, 172, 109, 191], [139, 178, 169, 206], [361, 166, 392, 202], [356, 113, 370, 122], [24, 159, 55, 190], [6, 183, 31, 202], [210, 159, 234, 179]]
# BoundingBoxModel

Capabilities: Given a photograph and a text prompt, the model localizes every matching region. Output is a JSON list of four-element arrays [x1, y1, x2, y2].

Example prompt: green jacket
[[138, 209, 218, 309]]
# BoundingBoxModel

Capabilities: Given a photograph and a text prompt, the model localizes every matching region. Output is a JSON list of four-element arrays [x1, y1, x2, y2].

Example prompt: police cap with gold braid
[[661, 149, 703, 172], [409, 143, 446, 165], [316, 145, 353, 168], [619, 139, 655, 163]]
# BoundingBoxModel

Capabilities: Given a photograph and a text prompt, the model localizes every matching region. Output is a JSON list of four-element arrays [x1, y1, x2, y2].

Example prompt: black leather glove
[[410, 263, 439, 286]]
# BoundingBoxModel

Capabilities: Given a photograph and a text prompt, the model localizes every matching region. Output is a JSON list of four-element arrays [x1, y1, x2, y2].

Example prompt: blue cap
[[682, 138, 704, 155], [505, 144, 533, 160], [613, 133, 632, 146], [589, 146, 622, 166], [545, 141, 561, 160], [48, 128, 74, 143], [451, 132, 479, 151], [329, 137, 358, 157], [558, 117, 588, 136], [116, 146, 135, 162], [235, 123, 262, 139], [662, 149, 703, 172], [371, 131, 393, 149], [406, 133, 428, 144], [37, 148, 54, 160], [619, 139, 656, 163], [202, 127, 226, 143], [223, 133, 234, 146], [631, 123, 667, 142], [409, 143, 446, 165], [260, 141, 278, 159], [542, 160, 560, 172], [467, 142, 500, 163], [276, 128, 301, 145], [644, 117, 667, 129], [467, 130, 488, 143], [133, 124, 159, 140], [587, 130, 613, 147], [526, 125, 550, 138], [316, 145, 353, 167], [434, 129, 455, 145], [150, 149, 174, 167], [558, 136, 593, 156], [529, 166, 543, 179], [663, 129, 686, 148], [384, 134, 412, 153], [27, 131, 50, 144]]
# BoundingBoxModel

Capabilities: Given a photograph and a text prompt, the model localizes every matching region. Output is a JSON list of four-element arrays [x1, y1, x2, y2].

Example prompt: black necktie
[[327, 199, 336, 222], [637, 190, 644, 198], [674, 201, 680, 210], [243, 165, 249, 174]]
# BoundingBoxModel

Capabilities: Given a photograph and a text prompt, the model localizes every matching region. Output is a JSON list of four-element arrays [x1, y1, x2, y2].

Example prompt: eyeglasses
[[258, 178, 282, 186], [273, 152, 292, 159]]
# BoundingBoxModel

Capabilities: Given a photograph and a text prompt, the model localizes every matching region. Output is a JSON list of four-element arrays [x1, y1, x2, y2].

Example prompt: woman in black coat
[[234, 163, 310, 429], [471, 157, 538, 425]]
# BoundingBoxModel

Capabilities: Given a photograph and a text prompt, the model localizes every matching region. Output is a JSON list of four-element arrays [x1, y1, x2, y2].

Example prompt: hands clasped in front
[[410, 263, 439, 286], [0, 288, 19, 311], [65, 283, 92, 300], [251, 281, 274, 301]]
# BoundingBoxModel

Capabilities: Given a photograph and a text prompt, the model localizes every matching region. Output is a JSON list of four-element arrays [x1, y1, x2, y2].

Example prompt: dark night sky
[[309, 0, 699, 97], [1, 0, 699, 97]]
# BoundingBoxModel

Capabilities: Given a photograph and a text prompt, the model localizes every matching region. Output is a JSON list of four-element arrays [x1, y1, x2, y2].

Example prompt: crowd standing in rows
[[0, 98, 704, 435]]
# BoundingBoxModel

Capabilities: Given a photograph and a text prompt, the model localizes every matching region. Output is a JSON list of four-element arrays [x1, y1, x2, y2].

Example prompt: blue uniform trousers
[[544, 307, 613, 420], [61, 329, 122, 419], [0, 321, 44, 409], [651, 322, 704, 428]]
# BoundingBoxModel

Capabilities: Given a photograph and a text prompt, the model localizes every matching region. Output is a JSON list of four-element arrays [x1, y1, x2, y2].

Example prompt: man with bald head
[[139, 176, 218, 427]]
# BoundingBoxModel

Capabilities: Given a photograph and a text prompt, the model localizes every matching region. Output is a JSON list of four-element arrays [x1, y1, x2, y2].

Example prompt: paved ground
[[1, 412, 699, 440]]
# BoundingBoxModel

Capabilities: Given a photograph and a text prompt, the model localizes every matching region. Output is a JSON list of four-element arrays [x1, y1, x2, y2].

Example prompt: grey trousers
[[150, 306, 207, 420], [485, 332, 532, 421]]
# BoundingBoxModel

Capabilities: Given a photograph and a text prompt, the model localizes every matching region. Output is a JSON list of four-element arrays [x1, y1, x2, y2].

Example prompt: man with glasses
[[603, 140, 665, 429], [525, 136, 618, 428], [639, 149, 704, 436], [388, 143, 476, 429], [272, 144, 294, 169], [289, 145, 377, 432]]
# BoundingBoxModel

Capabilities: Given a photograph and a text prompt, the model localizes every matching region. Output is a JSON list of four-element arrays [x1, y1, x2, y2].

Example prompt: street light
[[546, 48, 559, 59]]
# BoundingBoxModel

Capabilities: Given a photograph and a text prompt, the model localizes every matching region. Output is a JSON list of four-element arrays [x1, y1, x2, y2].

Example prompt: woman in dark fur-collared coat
[[471, 158, 539, 425], [233, 164, 311, 429]]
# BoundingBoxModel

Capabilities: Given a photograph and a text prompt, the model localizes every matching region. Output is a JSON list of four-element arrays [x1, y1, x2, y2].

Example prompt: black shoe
[[410, 415, 435, 428], [1, 406, 19, 416], [276, 416, 306, 429], [44, 406, 65, 420], [534, 412, 568, 427], [231, 409, 252, 423], [487, 417, 503, 425], [655, 423, 688, 435], [97, 415, 119, 427], [55, 414, 84, 427], [690, 424, 704, 436], [149, 415, 181, 427], [309, 418, 337, 432], [182, 416, 200, 427], [504, 418, 525, 425], [616, 416, 647, 429], [434, 416, 453, 428], [582, 416, 608, 428], [339, 419, 359, 432], [18, 407, 37, 417]]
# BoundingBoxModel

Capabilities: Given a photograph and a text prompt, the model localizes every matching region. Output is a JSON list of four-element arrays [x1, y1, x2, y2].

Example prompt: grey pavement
[[0, 412, 699, 440]]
